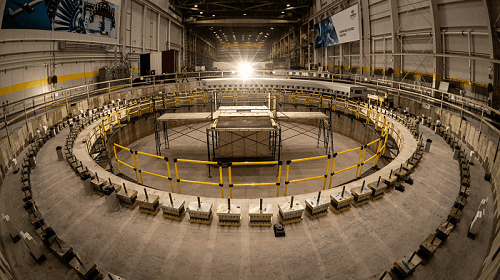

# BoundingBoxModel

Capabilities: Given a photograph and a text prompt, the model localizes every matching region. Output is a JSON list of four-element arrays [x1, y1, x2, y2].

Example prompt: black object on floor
[[13, 168, 19, 174], [404, 178, 414, 185], [274, 222, 285, 237], [395, 185, 405, 192], [485, 173, 491, 181]]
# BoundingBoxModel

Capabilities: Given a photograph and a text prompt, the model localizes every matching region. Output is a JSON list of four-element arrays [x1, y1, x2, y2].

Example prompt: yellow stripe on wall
[[0, 70, 100, 97], [0, 67, 488, 98]]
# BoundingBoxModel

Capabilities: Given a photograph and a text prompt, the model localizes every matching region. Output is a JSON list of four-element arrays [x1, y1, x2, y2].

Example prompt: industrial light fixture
[[281, 11, 284, 13], [213, 14, 215, 17], [238, 63, 252, 79], [243, 13, 246, 15], [194, 4, 197, 7], [287, 4, 290, 7], [271, 27, 274, 30], [200, 11, 203, 14]]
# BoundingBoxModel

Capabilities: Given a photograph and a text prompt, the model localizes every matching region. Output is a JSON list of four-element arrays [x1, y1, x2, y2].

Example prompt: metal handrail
[[1, 69, 498, 146]]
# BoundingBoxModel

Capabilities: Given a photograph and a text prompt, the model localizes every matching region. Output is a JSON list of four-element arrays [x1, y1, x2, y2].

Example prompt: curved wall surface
[[0, 76, 499, 279]]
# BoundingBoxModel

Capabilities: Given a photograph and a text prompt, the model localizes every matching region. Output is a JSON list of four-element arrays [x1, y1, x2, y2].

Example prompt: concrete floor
[[114, 121, 381, 198], [0, 119, 494, 280]]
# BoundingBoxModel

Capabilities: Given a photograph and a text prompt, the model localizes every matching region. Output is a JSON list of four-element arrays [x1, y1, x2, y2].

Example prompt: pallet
[[329, 204, 351, 214], [218, 220, 241, 226], [139, 206, 159, 216], [119, 201, 138, 210], [277, 214, 303, 225], [352, 199, 369, 207], [162, 211, 186, 221], [371, 193, 385, 201], [189, 214, 213, 225], [249, 221, 272, 227], [304, 208, 328, 219]]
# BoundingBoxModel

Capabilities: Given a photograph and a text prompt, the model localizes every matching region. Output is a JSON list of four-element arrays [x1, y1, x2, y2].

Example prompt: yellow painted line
[[49, 102, 76, 107], [0, 70, 99, 97]]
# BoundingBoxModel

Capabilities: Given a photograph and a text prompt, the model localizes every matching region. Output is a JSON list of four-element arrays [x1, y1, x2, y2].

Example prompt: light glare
[[238, 64, 252, 79]]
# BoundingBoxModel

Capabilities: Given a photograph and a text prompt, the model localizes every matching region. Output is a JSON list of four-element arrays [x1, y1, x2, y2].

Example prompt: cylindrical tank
[[435, 124, 441, 134], [453, 146, 460, 160], [81, 173, 93, 195], [28, 154, 36, 168], [103, 186, 120, 212], [56, 146, 64, 161], [425, 139, 432, 153]]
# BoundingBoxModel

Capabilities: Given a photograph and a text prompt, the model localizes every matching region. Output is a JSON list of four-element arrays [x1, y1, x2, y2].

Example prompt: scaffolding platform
[[277, 111, 328, 120]]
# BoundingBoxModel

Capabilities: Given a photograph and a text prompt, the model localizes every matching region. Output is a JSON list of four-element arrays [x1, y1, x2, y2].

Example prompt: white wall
[[0, 0, 183, 106]]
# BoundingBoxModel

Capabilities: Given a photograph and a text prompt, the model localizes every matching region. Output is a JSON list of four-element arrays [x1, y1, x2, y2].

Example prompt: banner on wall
[[314, 4, 359, 49], [1, 0, 119, 38]]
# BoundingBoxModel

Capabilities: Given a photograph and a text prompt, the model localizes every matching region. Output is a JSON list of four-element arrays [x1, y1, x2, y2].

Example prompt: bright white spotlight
[[238, 63, 252, 79]]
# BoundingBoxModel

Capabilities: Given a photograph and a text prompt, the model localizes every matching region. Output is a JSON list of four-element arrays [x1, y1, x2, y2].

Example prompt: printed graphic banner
[[314, 4, 359, 49], [2, 0, 119, 38]]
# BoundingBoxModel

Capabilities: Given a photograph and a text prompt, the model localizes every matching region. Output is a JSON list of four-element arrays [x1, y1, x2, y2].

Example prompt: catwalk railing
[[0, 71, 497, 195], [0, 71, 497, 279], [1, 70, 498, 145]]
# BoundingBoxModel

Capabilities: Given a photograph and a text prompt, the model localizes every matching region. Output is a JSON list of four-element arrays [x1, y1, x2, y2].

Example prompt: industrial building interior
[[0, 0, 500, 279]]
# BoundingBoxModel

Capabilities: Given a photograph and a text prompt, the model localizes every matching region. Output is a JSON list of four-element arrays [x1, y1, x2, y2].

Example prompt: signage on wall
[[314, 3, 360, 49], [1, 0, 120, 38]]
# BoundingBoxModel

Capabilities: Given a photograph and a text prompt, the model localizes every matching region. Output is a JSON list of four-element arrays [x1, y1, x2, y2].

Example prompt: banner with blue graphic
[[2, 0, 119, 38], [314, 4, 359, 49]]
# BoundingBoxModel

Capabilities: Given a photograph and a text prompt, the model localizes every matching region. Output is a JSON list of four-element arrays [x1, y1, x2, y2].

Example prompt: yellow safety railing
[[356, 137, 382, 179], [127, 101, 139, 122], [283, 155, 331, 196], [113, 143, 140, 183], [327, 146, 363, 189], [134, 151, 175, 192], [173, 158, 224, 197], [227, 161, 282, 198]]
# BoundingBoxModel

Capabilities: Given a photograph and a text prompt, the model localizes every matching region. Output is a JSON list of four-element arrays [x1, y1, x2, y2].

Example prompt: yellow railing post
[[228, 163, 233, 199], [328, 154, 336, 189], [354, 146, 364, 179], [165, 158, 175, 193], [284, 160, 291, 196], [276, 161, 282, 197], [135, 151, 144, 185], [131, 150, 140, 183], [219, 162, 224, 198], [374, 111, 379, 130], [113, 145, 121, 174], [373, 135, 383, 167], [356, 146, 367, 179], [173, 159, 182, 194], [322, 154, 331, 190], [381, 127, 389, 159]]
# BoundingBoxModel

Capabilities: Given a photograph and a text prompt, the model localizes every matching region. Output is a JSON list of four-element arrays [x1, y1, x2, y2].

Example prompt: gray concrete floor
[[114, 122, 381, 198], [0, 121, 494, 280]]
